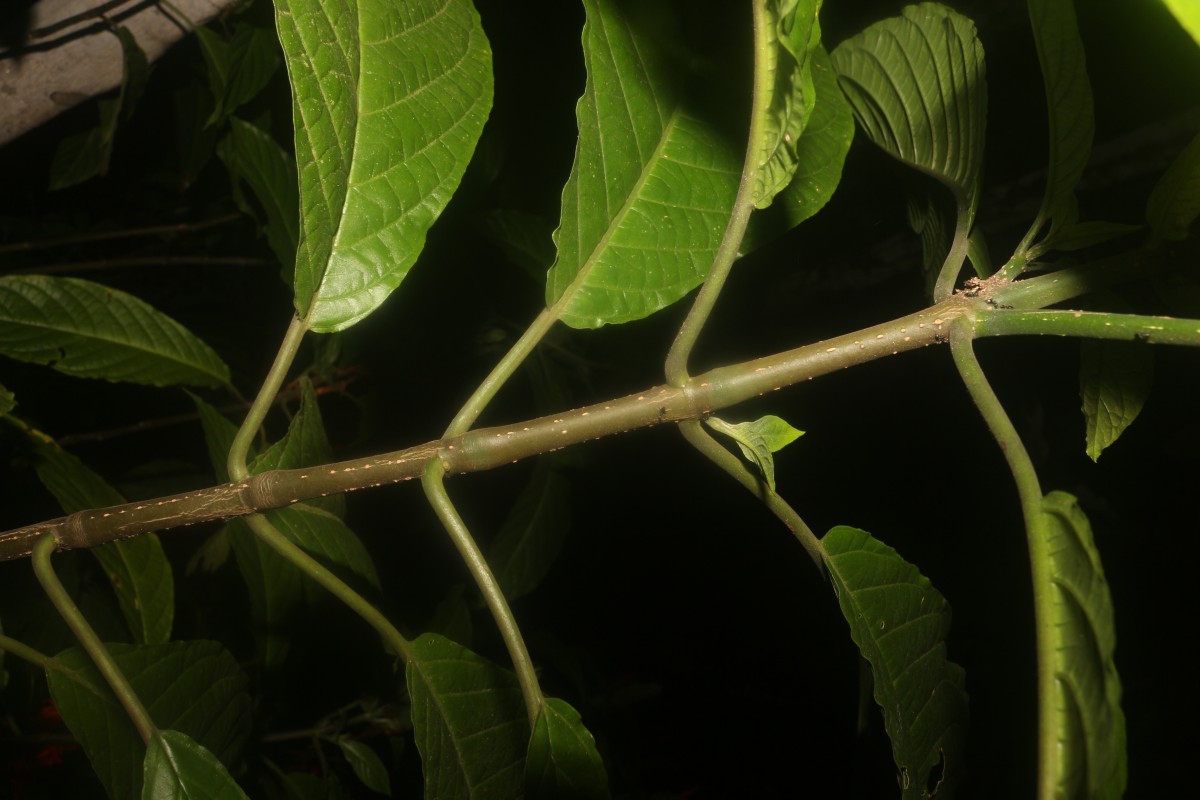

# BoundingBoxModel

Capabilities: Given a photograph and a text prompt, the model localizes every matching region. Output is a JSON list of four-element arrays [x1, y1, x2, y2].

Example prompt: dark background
[[2, 0, 1198, 796]]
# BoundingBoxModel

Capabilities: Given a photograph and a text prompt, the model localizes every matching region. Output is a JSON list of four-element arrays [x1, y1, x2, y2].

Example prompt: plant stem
[[677, 420, 823, 571], [445, 307, 558, 437], [421, 461, 542, 726], [30, 535, 158, 745], [227, 314, 308, 482], [0, 213, 241, 254], [0, 633, 106, 696], [932, 201, 972, 301], [947, 321, 1057, 799], [242, 514, 412, 663], [975, 308, 1200, 346], [664, 1, 770, 387]]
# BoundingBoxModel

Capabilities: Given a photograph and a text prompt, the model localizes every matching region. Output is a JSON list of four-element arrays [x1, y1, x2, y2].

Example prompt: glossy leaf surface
[[0, 276, 230, 387], [831, 3, 986, 213], [1038, 492, 1127, 798], [406, 633, 527, 799], [276, 0, 493, 332], [546, 0, 741, 328], [48, 641, 250, 800], [822, 526, 968, 798], [526, 697, 610, 800], [142, 729, 250, 800], [1023, 0, 1094, 252], [1079, 340, 1153, 462]]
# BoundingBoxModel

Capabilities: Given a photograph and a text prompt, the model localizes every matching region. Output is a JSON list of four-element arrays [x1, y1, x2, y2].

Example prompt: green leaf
[[906, 190, 952, 298], [490, 463, 571, 602], [1163, 0, 1200, 46], [1023, 0, 1095, 252], [0, 275, 230, 387], [822, 526, 968, 799], [190, 393, 242, 483], [1043, 219, 1143, 252], [251, 377, 345, 517], [142, 729, 251, 800], [264, 504, 381, 595], [753, 0, 823, 209], [207, 24, 283, 126], [1146, 130, 1200, 245], [276, 0, 494, 332], [406, 633, 528, 799], [335, 737, 392, 796], [704, 414, 804, 493], [1079, 340, 1153, 462], [48, 641, 251, 800], [545, 0, 742, 329], [218, 117, 300, 277], [526, 697, 610, 800], [831, 3, 987, 220], [29, 437, 174, 646], [744, 44, 854, 252], [229, 519, 303, 671], [1038, 492, 1127, 798], [0, 383, 14, 415]]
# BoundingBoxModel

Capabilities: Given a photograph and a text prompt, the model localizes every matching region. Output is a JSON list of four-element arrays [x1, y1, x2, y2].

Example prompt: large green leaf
[[275, 0, 493, 332], [1146, 130, 1200, 245], [406, 633, 528, 799], [1022, 0, 1095, 254], [1038, 492, 1126, 798], [218, 117, 300, 276], [822, 526, 968, 798], [490, 463, 571, 602], [0, 275, 230, 387], [545, 0, 742, 329], [48, 640, 251, 800], [752, 0, 823, 209], [142, 729, 251, 800], [30, 436, 174, 646], [1079, 340, 1153, 462], [830, 3, 986, 222], [525, 697, 610, 800], [1163, 0, 1200, 46]]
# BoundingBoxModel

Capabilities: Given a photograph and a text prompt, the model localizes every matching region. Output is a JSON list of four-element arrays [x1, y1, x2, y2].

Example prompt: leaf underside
[[822, 526, 968, 799], [526, 697, 610, 800], [142, 729, 250, 800]]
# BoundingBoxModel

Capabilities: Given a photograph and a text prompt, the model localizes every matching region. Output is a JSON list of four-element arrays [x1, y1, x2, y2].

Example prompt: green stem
[[421, 461, 542, 726], [932, 201, 972, 301], [947, 321, 1057, 799], [445, 307, 558, 437], [227, 314, 307, 482], [975, 308, 1200, 346], [677, 420, 823, 571], [664, 1, 771, 387], [243, 514, 412, 663], [31, 536, 158, 745], [0, 632, 106, 697]]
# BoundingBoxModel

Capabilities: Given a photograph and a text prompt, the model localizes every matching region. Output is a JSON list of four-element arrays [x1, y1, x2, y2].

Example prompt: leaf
[[831, 3, 987, 219], [822, 526, 968, 799], [335, 737, 392, 796], [906, 190, 952, 297], [753, 0, 823, 209], [490, 463, 571, 601], [251, 377, 345, 517], [48, 640, 251, 800], [1023, 0, 1095, 251], [205, 24, 283, 126], [29, 436, 174, 646], [1163, 0, 1200, 46], [1043, 220, 1143, 252], [704, 414, 804, 493], [525, 697, 610, 800], [142, 729, 251, 800], [1146, 129, 1200, 245], [0, 383, 14, 415], [276, 0, 494, 332], [229, 519, 303, 671], [405, 633, 528, 799], [264, 504, 381, 595], [545, 0, 742, 329], [1079, 340, 1153, 462], [744, 44, 854, 252], [1038, 492, 1127, 798], [0, 275, 230, 387], [48, 27, 147, 190], [218, 117, 300, 277], [190, 393, 241, 483]]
